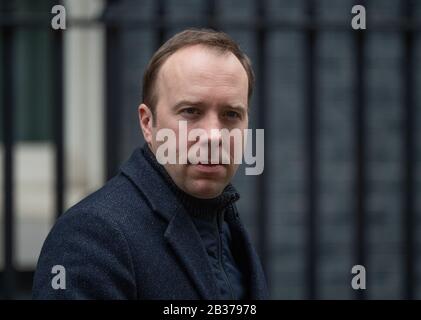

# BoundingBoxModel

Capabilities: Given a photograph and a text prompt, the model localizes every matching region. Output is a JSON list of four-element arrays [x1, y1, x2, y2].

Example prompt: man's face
[[140, 44, 249, 199]]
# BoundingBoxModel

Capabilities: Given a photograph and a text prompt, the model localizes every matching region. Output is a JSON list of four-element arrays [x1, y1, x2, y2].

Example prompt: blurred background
[[1, 0, 421, 299]]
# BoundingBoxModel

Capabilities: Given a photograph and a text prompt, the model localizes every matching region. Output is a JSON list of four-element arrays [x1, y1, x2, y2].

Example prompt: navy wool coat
[[32, 147, 269, 299]]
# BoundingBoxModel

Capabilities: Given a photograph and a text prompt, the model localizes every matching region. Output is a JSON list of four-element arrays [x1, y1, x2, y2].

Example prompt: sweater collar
[[141, 143, 240, 220]]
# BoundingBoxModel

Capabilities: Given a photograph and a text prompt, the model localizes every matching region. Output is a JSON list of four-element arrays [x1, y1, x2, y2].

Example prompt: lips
[[187, 160, 223, 165], [188, 161, 225, 174]]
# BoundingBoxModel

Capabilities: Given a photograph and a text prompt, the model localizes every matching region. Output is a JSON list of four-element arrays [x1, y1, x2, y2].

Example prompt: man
[[33, 29, 268, 299]]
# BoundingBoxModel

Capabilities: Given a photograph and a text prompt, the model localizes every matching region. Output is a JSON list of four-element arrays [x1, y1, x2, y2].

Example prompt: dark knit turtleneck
[[141, 143, 240, 219]]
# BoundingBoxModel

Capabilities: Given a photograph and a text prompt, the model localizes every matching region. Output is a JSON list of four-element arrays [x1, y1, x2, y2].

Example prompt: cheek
[[228, 163, 239, 174]]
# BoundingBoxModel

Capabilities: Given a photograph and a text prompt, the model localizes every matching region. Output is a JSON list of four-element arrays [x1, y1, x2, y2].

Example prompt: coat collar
[[120, 147, 268, 300]]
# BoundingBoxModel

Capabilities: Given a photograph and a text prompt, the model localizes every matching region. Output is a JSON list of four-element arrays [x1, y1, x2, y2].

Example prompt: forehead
[[156, 45, 248, 103]]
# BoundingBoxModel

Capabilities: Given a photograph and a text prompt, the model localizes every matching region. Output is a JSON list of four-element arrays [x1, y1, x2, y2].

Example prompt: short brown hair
[[142, 28, 254, 116]]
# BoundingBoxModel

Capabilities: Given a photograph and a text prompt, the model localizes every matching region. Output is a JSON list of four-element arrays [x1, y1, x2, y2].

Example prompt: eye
[[224, 110, 241, 119], [180, 107, 201, 117]]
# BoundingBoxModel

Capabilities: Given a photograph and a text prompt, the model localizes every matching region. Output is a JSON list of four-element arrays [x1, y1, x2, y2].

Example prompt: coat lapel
[[164, 209, 220, 299], [120, 147, 219, 299]]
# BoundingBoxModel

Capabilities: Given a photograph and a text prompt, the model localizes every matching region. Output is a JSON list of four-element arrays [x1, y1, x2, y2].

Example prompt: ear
[[138, 103, 154, 145]]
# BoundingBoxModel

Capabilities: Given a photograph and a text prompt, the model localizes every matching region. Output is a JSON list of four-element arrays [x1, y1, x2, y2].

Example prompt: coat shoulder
[[32, 173, 152, 299], [64, 172, 154, 228]]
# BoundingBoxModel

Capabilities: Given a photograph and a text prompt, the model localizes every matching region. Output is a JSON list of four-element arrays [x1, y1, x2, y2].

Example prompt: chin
[[187, 179, 226, 199]]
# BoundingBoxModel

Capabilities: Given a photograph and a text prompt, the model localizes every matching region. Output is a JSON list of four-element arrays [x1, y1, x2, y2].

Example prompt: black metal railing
[[2, 19, 16, 300]]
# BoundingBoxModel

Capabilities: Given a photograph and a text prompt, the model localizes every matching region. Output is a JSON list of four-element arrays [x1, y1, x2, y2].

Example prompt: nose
[[201, 113, 223, 146], [192, 113, 224, 164]]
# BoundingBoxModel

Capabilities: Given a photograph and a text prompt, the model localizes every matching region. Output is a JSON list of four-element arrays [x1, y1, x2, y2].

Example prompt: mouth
[[188, 161, 226, 173]]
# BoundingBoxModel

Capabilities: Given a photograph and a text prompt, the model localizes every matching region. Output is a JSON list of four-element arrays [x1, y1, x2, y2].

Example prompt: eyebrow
[[226, 104, 247, 114], [172, 100, 205, 111], [172, 100, 247, 114]]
